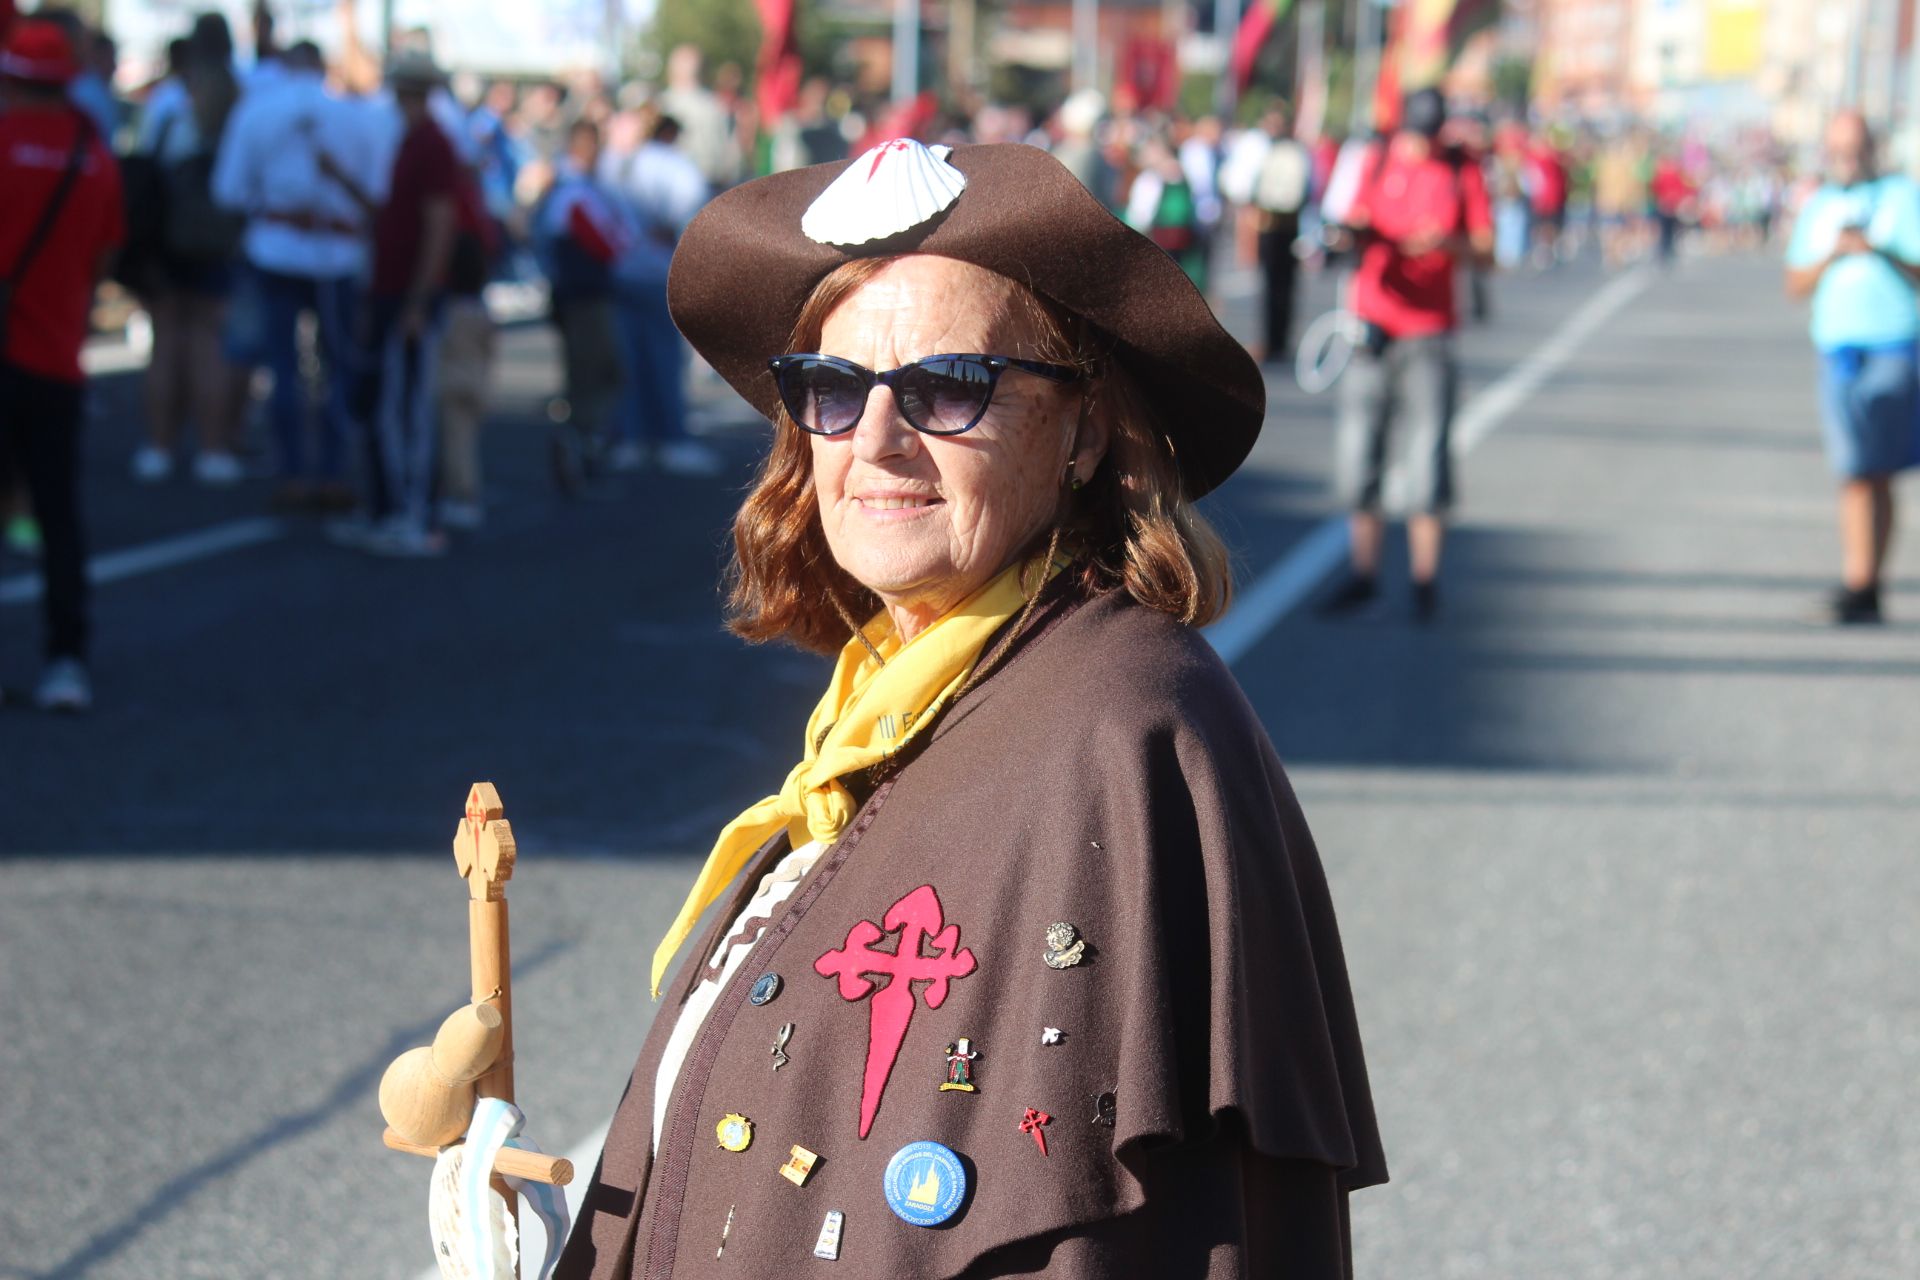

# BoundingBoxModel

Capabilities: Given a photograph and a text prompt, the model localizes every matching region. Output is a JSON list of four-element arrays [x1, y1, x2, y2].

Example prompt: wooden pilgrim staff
[[380, 783, 573, 1270]]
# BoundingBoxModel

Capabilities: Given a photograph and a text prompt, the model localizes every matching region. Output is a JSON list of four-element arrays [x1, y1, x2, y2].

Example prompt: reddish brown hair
[[727, 256, 1234, 653]]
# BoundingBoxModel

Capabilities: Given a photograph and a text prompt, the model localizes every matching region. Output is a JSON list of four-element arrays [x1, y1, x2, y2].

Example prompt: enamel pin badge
[[771, 1021, 794, 1071], [813, 1209, 845, 1260], [883, 1140, 968, 1227], [780, 1144, 819, 1186], [1019, 1107, 1052, 1155], [1043, 922, 1087, 969], [716, 1113, 753, 1152], [940, 1037, 979, 1092]]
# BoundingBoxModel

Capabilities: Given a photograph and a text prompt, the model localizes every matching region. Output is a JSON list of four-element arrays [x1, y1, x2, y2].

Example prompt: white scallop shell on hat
[[801, 139, 968, 247]]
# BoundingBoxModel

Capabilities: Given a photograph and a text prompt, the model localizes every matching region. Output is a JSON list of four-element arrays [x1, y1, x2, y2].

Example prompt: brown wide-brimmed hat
[[667, 142, 1265, 499]]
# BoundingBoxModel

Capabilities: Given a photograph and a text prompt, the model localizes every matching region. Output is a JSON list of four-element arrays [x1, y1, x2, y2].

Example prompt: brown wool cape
[[556, 585, 1387, 1279]]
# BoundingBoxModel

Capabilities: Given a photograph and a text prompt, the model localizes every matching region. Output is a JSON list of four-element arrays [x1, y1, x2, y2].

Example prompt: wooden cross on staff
[[380, 783, 572, 1212]]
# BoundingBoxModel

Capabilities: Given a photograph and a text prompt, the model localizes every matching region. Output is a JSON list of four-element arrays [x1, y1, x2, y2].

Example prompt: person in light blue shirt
[[1785, 111, 1920, 624], [602, 113, 716, 476]]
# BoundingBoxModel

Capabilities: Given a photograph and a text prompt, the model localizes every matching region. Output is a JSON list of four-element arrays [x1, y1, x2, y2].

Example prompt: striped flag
[[1373, 0, 1504, 129], [1399, 0, 1503, 89]]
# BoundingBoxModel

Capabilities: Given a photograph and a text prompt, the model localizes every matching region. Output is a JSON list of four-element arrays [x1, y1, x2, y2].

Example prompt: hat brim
[[666, 143, 1264, 499]]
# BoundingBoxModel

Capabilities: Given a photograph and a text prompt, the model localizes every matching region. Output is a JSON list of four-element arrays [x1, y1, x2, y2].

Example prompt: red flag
[[1230, 0, 1297, 94], [855, 92, 939, 154], [754, 0, 803, 125]]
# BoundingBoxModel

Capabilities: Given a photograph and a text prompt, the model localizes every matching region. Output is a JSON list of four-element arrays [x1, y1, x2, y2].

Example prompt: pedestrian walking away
[[1784, 110, 1920, 624], [0, 19, 125, 712], [556, 138, 1384, 1279], [1321, 88, 1494, 623]]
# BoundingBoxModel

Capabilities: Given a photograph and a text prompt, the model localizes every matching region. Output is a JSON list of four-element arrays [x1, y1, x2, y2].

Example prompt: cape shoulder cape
[[558, 587, 1386, 1279]]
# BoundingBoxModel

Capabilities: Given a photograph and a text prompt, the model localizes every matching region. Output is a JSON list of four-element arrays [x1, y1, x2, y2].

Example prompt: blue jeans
[[257, 267, 362, 481], [354, 295, 445, 528], [612, 278, 688, 446]]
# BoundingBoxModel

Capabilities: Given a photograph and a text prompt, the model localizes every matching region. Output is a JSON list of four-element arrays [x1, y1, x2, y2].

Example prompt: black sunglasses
[[767, 352, 1080, 437]]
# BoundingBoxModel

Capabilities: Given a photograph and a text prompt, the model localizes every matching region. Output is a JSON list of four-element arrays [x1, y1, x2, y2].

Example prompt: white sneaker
[[656, 439, 725, 477], [607, 440, 649, 473], [193, 451, 244, 486], [363, 522, 449, 558], [131, 446, 173, 483], [35, 657, 92, 713], [439, 499, 485, 531]]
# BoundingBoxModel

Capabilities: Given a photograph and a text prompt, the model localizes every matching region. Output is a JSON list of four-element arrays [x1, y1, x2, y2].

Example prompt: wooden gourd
[[378, 1003, 505, 1147]]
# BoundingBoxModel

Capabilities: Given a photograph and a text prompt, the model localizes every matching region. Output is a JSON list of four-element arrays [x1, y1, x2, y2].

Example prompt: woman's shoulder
[[1009, 587, 1262, 738]]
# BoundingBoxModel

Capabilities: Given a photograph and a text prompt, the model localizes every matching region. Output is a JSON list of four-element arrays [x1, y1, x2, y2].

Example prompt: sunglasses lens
[[897, 358, 996, 434], [776, 359, 869, 434]]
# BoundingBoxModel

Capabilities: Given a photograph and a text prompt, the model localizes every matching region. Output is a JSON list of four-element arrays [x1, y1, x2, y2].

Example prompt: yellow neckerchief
[[650, 554, 1058, 997]]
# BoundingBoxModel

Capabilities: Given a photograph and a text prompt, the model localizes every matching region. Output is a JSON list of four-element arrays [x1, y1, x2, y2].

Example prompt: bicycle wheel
[[1294, 309, 1362, 394]]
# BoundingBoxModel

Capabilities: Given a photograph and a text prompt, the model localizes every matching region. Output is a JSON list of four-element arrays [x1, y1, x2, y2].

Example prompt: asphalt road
[[3, 248, 1917, 1279]]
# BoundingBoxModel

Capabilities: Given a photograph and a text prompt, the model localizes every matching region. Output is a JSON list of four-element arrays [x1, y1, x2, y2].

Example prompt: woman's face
[[810, 256, 1096, 634]]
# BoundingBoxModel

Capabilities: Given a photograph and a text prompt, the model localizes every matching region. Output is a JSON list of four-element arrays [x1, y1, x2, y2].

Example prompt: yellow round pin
[[716, 1112, 753, 1152]]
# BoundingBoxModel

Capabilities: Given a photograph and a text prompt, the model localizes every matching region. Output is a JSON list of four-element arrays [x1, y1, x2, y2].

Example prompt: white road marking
[[0, 517, 286, 606], [1204, 268, 1652, 665]]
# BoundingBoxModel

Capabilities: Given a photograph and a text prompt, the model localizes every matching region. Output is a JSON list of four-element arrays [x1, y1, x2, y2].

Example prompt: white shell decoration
[[428, 1146, 519, 1280], [802, 138, 968, 247]]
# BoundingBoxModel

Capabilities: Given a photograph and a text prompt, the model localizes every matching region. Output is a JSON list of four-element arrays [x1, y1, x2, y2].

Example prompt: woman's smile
[[851, 490, 946, 518]]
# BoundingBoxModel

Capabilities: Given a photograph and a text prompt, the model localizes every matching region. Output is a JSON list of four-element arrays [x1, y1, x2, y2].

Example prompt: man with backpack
[[1321, 88, 1493, 623], [0, 20, 125, 711]]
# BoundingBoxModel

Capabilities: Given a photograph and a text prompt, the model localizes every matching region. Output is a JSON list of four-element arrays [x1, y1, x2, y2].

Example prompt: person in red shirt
[[0, 19, 125, 710], [1322, 88, 1494, 621], [1649, 152, 1694, 268], [1528, 136, 1570, 268]]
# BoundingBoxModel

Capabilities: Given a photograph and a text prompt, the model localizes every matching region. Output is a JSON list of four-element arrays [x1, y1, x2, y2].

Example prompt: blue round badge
[[883, 1140, 968, 1227], [748, 972, 782, 1005]]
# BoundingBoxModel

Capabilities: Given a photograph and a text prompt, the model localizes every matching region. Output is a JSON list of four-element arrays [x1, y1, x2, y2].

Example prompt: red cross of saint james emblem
[[815, 884, 977, 1138]]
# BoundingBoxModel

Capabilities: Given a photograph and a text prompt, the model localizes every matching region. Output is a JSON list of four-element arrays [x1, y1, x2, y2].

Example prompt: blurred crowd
[[0, 0, 1811, 712]]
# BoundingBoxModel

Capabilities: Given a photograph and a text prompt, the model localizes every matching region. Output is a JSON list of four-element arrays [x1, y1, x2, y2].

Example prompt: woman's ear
[[1070, 386, 1114, 481]]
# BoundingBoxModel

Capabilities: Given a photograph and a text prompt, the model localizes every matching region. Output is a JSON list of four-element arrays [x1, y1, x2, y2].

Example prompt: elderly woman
[[558, 141, 1384, 1279]]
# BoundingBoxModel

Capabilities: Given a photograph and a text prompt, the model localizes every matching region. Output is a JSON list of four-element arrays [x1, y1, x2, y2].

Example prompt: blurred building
[[1534, 0, 1636, 120], [1527, 0, 1914, 156]]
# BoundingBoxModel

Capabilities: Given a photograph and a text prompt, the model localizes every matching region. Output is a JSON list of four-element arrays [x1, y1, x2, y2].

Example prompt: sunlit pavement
[[2, 250, 1916, 1278]]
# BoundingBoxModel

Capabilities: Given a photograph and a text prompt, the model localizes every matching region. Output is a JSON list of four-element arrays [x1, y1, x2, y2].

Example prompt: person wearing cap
[[0, 19, 125, 711], [554, 139, 1383, 1279], [1321, 88, 1494, 623]]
